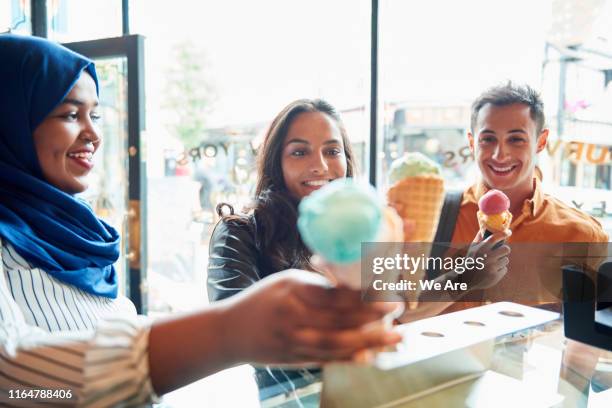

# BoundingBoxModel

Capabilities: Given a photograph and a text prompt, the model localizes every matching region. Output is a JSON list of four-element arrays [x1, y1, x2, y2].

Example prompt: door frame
[[64, 35, 148, 313]]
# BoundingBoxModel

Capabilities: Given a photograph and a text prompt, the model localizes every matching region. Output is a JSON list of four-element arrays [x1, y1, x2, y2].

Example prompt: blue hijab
[[0, 35, 120, 298]]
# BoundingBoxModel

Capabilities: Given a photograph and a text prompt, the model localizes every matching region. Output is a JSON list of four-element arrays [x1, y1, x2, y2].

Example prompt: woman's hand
[[148, 270, 401, 395], [461, 229, 512, 290], [224, 269, 402, 365]]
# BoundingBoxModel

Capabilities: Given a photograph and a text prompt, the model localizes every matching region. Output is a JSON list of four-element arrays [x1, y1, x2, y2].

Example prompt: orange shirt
[[451, 177, 608, 244], [443, 178, 608, 312]]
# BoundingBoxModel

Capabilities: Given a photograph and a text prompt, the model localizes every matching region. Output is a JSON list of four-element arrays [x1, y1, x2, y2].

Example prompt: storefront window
[[1, 0, 30, 35], [39, 0, 612, 314], [380, 0, 612, 234], [130, 0, 371, 313], [540, 0, 612, 231], [46, 0, 123, 42], [379, 0, 552, 190]]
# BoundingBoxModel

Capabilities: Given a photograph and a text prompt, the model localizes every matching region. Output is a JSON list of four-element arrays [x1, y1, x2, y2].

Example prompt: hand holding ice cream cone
[[462, 228, 512, 290], [477, 189, 512, 248], [297, 179, 404, 358], [386, 153, 445, 308]]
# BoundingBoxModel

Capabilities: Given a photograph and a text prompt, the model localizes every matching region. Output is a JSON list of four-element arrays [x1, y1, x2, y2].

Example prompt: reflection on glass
[[542, 30, 612, 226], [78, 57, 129, 294]]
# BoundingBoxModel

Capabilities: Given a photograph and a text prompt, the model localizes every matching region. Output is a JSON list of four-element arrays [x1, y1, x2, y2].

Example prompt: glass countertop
[[161, 318, 612, 407]]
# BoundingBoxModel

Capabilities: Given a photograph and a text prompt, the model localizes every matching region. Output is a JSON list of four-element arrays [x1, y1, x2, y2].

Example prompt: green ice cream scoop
[[297, 178, 382, 264], [388, 152, 441, 184]]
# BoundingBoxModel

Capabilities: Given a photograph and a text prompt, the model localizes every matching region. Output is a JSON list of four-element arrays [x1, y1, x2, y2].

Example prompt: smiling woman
[[207, 99, 355, 387], [282, 110, 349, 200], [32, 73, 101, 194], [208, 99, 355, 298]]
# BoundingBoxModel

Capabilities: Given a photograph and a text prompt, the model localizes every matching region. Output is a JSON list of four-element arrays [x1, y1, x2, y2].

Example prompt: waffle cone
[[477, 210, 512, 233], [387, 175, 445, 242]]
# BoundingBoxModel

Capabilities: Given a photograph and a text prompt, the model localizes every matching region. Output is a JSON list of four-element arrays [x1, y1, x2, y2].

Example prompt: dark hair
[[219, 98, 355, 272], [470, 82, 546, 135]]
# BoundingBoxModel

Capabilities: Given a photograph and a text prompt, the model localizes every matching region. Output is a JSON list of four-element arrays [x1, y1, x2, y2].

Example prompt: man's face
[[468, 103, 548, 194]]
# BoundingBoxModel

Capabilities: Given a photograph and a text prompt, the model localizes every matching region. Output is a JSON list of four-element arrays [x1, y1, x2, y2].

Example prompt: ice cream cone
[[387, 175, 445, 242], [477, 189, 512, 237], [477, 210, 512, 234], [386, 173, 444, 308]]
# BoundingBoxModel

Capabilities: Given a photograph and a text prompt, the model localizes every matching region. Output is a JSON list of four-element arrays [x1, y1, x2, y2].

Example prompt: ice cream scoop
[[477, 189, 512, 245], [388, 152, 441, 185], [298, 178, 383, 264], [478, 189, 510, 216]]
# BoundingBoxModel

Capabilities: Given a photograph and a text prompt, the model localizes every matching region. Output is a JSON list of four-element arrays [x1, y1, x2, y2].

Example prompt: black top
[[207, 215, 278, 302], [206, 215, 320, 391]]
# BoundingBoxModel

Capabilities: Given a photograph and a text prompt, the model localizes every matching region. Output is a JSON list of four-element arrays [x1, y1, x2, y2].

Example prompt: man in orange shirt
[[447, 83, 608, 310], [453, 82, 607, 245]]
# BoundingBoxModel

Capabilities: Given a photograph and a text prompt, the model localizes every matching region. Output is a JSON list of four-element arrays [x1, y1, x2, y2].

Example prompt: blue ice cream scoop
[[297, 178, 383, 264]]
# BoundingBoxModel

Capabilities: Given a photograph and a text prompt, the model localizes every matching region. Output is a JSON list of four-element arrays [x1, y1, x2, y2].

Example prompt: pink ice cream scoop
[[478, 189, 510, 215], [477, 190, 512, 247]]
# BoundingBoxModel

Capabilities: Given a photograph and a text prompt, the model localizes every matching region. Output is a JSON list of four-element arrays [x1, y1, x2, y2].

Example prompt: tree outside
[[164, 41, 216, 149]]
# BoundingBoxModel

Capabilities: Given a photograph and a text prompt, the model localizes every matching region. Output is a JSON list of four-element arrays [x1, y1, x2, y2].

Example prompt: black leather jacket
[[207, 215, 320, 390], [207, 215, 278, 302]]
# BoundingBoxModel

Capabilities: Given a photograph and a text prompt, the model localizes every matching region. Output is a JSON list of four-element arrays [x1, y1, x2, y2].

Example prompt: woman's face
[[281, 111, 348, 200], [33, 73, 101, 194]]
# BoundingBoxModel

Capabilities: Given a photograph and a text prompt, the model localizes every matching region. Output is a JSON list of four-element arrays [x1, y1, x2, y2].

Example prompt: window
[[379, 0, 552, 189], [33, 0, 612, 313], [1, 0, 30, 34], [46, 0, 123, 42], [380, 0, 612, 235], [130, 0, 371, 313]]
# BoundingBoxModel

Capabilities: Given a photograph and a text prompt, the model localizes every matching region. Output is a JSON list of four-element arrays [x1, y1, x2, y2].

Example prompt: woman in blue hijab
[[0, 34, 119, 299], [0, 35, 399, 405]]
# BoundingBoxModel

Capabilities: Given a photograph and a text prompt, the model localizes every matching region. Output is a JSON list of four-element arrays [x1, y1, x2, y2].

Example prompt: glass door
[[63, 35, 147, 313]]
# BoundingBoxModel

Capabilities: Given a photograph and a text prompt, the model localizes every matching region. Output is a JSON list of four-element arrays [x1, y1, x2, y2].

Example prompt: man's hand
[[224, 270, 402, 365], [461, 229, 512, 290]]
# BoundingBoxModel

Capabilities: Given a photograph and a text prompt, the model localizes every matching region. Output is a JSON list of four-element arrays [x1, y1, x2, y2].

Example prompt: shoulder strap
[[434, 190, 463, 244], [427, 190, 463, 280]]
